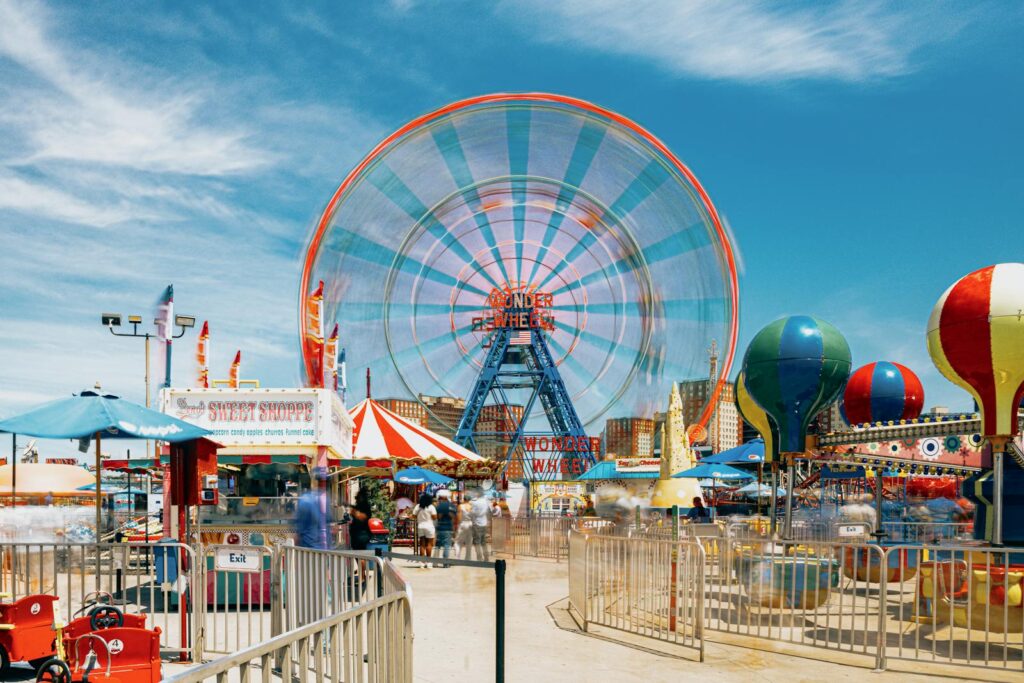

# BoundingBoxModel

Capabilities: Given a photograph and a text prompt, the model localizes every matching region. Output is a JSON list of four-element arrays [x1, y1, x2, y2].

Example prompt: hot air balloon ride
[[735, 372, 779, 524], [742, 315, 852, 538], [841, 361, 925, 427], [924, 263, 1024, 634]]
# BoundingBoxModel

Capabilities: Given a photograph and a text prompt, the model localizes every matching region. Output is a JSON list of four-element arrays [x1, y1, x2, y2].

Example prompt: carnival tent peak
[[348, 398, 482, 462], [698, 439, 765, 464], [672, 463, 755, 480]]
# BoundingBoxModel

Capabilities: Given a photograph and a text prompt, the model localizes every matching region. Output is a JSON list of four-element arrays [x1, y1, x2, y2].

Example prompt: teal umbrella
[[672, 463, 755, 480], [393, 466, 453, 486]]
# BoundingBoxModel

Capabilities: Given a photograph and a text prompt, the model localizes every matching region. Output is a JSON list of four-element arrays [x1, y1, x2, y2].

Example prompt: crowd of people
[[406, 489, 505, 566]]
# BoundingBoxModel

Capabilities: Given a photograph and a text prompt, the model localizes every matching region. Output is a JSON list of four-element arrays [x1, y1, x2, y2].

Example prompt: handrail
[[164, 591, 412, 683]]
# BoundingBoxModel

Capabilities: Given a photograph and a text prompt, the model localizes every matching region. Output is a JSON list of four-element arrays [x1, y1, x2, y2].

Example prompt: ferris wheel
[[300, 93, 739, 436]]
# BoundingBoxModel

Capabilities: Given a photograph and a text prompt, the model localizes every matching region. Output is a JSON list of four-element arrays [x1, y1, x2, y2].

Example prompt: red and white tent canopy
[[349, 399, 482, 462]]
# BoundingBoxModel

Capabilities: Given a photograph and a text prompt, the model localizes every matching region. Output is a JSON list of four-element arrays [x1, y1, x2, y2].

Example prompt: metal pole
[[783, 455, 795, 539], [95, 431, 102, 537], [874, 471, 885, 537], [495, 559, 506, 683], [993, 446, 1004, 546], [10, 433, 15, 509], [769, 462, 778, 536], [145, 334, 151, 460]]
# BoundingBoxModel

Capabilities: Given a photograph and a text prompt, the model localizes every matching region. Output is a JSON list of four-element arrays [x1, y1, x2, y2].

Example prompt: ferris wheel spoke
[[351, 302, 481, 320], [507, 107, 531, 283], [324, 226, 489, 297], [431, 123, 513, 286], [537, 158, 670, 291], [545, 335, 607, 402], [526, 121, 607, 285], [367, 164, 501, 290], [551, 297, 729, 322], [550, 227, 712, 298]]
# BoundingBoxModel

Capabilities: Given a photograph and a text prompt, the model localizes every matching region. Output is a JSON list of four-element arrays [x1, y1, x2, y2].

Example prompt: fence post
[[495, 559, 506, 683], [874, 545, 888, 672], [374, 547, 384, 598]]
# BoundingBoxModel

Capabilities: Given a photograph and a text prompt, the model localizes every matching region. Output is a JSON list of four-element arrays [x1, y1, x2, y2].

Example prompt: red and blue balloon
[[841, 361, 924, 426]]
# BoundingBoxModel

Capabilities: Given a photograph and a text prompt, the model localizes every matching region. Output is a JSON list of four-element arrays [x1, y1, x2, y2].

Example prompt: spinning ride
[[299, 94, 739, 474]]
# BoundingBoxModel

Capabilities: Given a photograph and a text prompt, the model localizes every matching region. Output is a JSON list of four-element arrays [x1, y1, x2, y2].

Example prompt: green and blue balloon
[[742, 316, 852, 454]]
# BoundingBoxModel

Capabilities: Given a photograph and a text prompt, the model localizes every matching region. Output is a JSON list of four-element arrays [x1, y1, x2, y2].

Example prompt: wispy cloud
[[506, 0, 969, 82], [0, 2, 272, 175]]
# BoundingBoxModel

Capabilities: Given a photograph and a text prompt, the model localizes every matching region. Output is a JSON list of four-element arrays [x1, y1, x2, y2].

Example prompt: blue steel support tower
[[454, 296, 593, 480]]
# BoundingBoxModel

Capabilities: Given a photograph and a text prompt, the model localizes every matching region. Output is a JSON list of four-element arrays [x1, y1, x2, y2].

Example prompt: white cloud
[[507, 0, 968, 82], [0, 1, 272, 175]]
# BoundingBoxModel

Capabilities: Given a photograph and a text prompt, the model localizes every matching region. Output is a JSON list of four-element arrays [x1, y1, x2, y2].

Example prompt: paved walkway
[[392, 551, 989, 683]]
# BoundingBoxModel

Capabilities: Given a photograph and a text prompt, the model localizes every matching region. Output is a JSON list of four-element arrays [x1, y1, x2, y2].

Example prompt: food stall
[[159, 387, 353, 548]]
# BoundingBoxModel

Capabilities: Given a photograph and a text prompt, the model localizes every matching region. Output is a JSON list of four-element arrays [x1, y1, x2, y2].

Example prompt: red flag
[[324, 323, 339, 391], [196, 321, 210, 388], [305, 281, 325, 388], [229, 350, 241, 389]]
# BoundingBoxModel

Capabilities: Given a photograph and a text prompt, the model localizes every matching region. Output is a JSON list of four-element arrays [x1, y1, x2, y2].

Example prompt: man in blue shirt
[[295, 467, 329, 549]]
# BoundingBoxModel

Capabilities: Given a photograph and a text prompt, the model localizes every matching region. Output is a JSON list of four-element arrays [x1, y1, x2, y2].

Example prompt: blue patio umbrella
[[698, 439, 765, 464], [0, 389, 211, 531], [392, 466, 453, 486], [737, 482, 786, 498], [672, 463, 755, 481]]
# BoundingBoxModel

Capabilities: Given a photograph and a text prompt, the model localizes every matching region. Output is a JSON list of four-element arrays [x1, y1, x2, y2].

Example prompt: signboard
[[214, 546, 262, 573], [615, 458, 661, 473], [159, 388, 353, 457], [837, 524, 869, 538]]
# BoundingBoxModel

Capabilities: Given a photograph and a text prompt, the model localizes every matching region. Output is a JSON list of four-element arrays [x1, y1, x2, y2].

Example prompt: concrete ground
[[391, 551, 994, 683]]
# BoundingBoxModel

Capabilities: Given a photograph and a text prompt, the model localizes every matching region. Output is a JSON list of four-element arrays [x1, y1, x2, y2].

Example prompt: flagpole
[[95, 431, 102, 538]]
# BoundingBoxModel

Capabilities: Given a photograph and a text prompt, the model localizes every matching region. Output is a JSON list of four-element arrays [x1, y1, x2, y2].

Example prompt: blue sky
[[0, 1, 1021, 457]]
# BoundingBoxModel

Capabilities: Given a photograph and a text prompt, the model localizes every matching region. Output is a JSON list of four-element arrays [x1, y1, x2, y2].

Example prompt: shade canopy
[[393, 466, 454, 485], [576, 461, 660, 481], [737, 482, 785, 498], [0, 390, 210, 441], [672, 463, 755, 480], [349, 399, 482, 462], [0, 463, 95, 496], [699, 439, 765, 464]]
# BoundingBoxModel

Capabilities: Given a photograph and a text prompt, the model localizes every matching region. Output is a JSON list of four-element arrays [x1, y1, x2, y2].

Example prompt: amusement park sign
[[159, 387, 352, 453], [472, 285, 556, 335]]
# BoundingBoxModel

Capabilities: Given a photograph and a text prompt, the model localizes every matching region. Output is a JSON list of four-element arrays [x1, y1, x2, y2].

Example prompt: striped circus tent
[[349, 399, 482, 462]]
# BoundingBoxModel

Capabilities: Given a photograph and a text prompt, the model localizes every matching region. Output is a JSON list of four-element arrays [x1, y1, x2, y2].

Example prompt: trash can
[[154, 537, 179, 585]]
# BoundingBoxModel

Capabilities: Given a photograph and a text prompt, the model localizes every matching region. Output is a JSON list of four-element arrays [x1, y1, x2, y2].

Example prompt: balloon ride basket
[[842, 542, 920, 584], [733, 546, 839, 611], [914, 549, 1024, 634]]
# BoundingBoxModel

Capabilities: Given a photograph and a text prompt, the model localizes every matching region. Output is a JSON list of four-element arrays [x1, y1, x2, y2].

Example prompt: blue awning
[[576, 461, 660, 480], [672, 463, 755, 480], [699, 439, 764, 464], [393, 466, 453, 485], [0, 390, 210, 442]]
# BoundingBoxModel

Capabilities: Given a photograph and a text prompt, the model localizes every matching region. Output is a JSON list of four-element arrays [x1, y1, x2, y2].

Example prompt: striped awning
[[349, 399, 482, 462]]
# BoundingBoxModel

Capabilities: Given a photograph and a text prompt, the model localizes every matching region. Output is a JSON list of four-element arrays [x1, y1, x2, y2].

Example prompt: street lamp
[[102, 312, 195, 407]]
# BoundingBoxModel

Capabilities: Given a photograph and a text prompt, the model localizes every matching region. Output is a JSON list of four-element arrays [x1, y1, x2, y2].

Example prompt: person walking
[[348, 487, 372, 551], [470, 493, 492, 561], [456, 493, 475, 560], [434, 489, 456, 567], [411, 492, 437, 568], [295, 467, 329, 549]]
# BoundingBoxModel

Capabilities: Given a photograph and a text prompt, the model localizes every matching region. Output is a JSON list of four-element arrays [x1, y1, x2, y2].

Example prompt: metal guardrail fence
[[280, 546, 385, 632], [568, 526, 1024, 674], [0, 541, 197, 659], [163, 591, 413, 683], [567, 530, 705, 660]]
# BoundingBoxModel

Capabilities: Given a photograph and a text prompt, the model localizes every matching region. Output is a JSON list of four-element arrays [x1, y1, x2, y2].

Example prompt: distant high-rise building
[[418, 394, 467, 440], [677, 341, 741, 453], [475, 403, 525, 460], [378, 398, 428, 428], [813, 401, 848, 435], [603, 417, 656, 458]]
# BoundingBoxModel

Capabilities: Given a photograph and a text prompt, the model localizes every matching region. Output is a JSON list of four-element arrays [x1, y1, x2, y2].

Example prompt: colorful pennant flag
[[196, 320, 209, 388], [154, 285, 174, 387], [229, 350, 241, 389], [305, 281, 325, 388], [324, 323, 339, 391]]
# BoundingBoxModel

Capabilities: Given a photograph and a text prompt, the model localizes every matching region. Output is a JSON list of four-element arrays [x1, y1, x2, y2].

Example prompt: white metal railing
[[567, 530, 705, 660], [280, 546, 386, 632], [569, 528, 1024, 674], [163, 591, 413, 683], [0, 541, 198, 659], [878, 521, 973, 544]]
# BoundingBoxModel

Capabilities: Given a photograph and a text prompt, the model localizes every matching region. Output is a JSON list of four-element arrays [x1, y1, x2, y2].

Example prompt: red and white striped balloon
[[926, 263, 1024, 438]]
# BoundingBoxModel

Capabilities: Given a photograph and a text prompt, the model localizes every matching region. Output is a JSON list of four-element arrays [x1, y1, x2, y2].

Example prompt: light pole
[[101, 312, 195, 498]]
